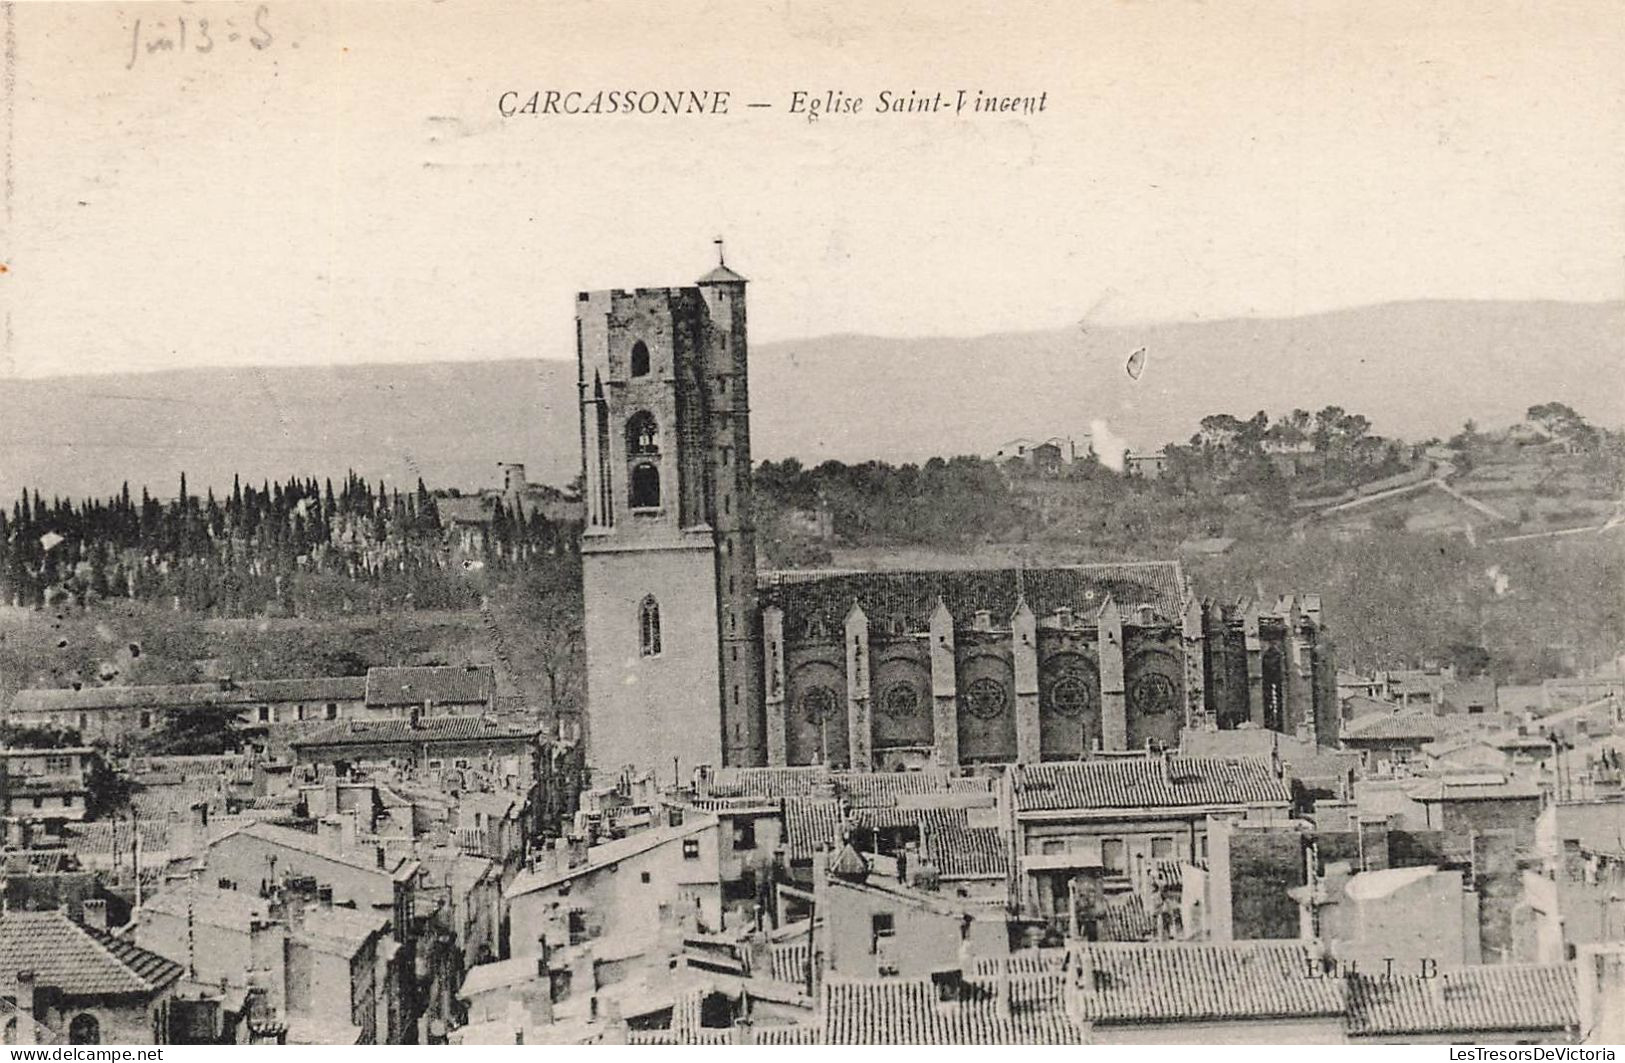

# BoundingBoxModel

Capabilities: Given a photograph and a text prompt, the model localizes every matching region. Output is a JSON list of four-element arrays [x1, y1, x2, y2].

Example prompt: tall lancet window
[[593, 374, 614, 528], [639, 595, 662, 657]]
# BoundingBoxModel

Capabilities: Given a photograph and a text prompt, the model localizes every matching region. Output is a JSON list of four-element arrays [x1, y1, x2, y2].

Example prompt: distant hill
[[2, 299, 1619, 502]]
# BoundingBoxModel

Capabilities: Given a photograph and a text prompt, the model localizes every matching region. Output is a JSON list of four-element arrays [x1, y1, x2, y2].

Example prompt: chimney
[[524, 955, 554, 1028], [317, 885, 333, 910], [14, 970, 36, 1039], [248, 918, 288, 1018], [29, 984, 54, 1040], [375, 844, 389, 870], [320, 817, 346, 855], [1357, 818, 1391, 872], [572, 950, 599, 1005], [80, 898, 108, 932], [410, 703, 423, 730]]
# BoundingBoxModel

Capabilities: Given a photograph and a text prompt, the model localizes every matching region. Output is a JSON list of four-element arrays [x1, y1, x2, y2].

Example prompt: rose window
[[1047, 674, 1092, 717], [963, 677, 1009, 720], [880, 682, 920, 718], [801, 685, 840, 723], [1129, 673, 1178, 715]]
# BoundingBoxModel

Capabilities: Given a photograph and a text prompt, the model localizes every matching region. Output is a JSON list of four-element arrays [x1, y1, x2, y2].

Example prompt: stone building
[[761, 569, 1335, 771], [0, 909, 184, 1044], [575, 257, 1335, 780], [576, 257, 761, 778]]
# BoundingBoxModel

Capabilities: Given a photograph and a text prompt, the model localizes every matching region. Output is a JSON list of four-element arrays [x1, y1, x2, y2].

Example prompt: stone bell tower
[[575, 247, 763, 780]]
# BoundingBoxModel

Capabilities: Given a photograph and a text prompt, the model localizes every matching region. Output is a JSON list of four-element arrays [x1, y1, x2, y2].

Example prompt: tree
[[142, 706, 244, 755], [85, 756, 140, 818], [1526, 401, 1596, 450]]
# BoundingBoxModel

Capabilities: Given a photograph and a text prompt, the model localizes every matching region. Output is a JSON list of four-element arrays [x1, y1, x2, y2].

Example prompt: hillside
[[2, 299, 1619, 502]]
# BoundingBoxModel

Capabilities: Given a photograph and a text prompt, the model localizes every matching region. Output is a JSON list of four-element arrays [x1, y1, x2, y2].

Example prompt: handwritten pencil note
[[127, 4, 276, 70]]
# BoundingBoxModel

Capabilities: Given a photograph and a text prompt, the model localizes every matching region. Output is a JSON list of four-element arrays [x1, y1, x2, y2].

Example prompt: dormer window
[[630, 340, 651, 377]]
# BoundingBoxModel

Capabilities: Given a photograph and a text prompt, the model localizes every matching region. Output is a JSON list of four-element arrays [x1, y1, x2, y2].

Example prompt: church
[[574, 256, 1337, 780]]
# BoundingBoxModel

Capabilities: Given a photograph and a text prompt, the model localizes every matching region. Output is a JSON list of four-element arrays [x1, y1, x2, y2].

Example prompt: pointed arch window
[[630, 340, 651, 377], [639, 596, 662, 657]]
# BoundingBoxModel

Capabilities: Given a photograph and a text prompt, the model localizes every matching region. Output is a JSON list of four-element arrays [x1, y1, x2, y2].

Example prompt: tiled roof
[[781, 798, 843, 860], [0, 911, 184, 997], [701, 766, 992, 806], [290, 714, 538, 748], [1010, 756, 1290, 813], [759, 563, 1187, 634], [1340, 712, 1444, 743], [922, 825, 1008, 879], [974, 949, 1068, 977], [140, 884, 272, 929], [750, 1024, 821, 1045], [506, 815, 719, 897], [821, 972, 1083, 1044], [1406, 775, 1543, 803], [295, 905, 388, 957], [851, 805, 969, 833], [1346, 964, 1577, 1036], [841, 771, 994, 805], [459, 957, 535, 999], [685, 796, 781, 814], [768, 937, 812, 986], [1099, 892, 1155, 942], [1067, 942, 1344, 1024], [217, 821, 405, 875], [697, 263, 748, 284], [365, 665, 496, 706], [64, 820, 172, 856], [627, 1025, 819, 1046], [9, 676, 365, 714], [703, 766, 829, 800]]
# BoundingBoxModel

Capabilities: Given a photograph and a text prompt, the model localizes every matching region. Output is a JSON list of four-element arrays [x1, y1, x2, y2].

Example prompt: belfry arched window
[[631, 463, 661, 508], [639, 596, 662, 657], [626, 411, 662, 508], [630, 340, 651, 377]]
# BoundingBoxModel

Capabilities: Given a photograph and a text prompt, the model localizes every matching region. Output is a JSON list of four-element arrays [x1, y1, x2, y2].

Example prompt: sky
[[3, 0, 1622, 378]]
